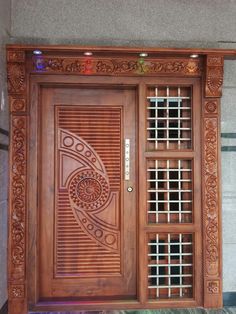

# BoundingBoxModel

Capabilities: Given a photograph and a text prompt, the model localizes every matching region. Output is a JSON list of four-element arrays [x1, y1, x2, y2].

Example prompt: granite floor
[[29, 308, 236, 314]]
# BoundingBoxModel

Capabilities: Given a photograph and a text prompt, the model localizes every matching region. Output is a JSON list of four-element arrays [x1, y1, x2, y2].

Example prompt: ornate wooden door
[[7, 46, 228, 313], [39, 86, 137, 300]]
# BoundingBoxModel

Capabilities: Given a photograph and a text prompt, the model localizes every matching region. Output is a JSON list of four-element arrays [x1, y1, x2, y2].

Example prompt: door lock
[[127, 186, 133, 192]]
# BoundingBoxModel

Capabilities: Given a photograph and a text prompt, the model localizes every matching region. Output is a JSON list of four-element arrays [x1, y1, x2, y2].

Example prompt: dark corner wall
[[0, 0, 11, 310]]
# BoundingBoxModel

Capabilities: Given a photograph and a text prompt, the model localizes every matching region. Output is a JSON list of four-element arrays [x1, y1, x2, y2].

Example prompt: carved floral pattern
[[207, 56, 223, 66], [10, 284, 25, 298], [7, 50, 27, 310], [7, 63, 25, 94], [206, 67, 223, 96], [147, 60, 199, 74], [204, 118, 219, 277], [33, 57, 201, 76], [207, 280, 220, 294], [10, 97, 26, 112], [7, 51, 25, 63], [203, 56, 223, 303], [77, 178, 102, 202], [96, 60, 138, 74], [10, 117, 26, 281], [205, 101, 217, 114]]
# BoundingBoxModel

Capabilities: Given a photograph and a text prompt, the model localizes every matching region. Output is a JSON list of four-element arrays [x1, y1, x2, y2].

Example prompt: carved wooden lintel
[[32, 56, 202, 76], [205, 55, 224, 97], [7, 50, 27, 314]]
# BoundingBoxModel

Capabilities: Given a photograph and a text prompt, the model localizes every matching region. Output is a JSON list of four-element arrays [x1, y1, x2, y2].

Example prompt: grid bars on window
[[147, 86, 192, 150], [148, 233, 193, 299], [147, 159, 192, 223]]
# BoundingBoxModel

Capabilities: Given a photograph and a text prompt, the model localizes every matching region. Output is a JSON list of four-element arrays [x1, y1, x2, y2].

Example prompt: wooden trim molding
[[7, 50, 28, 314], [6, 44, 236, 57]]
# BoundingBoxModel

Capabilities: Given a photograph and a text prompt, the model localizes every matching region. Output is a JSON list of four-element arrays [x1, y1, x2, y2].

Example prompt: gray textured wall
[[0, 0, 11, 308], [222, 61, 236, 292], [10, 0, 236, 48], [0, 0, 235, 304]]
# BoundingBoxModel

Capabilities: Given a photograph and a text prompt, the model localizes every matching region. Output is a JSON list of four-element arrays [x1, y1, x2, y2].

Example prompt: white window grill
[[147, 86, 192, 150], [147, 159, 192, 223], [148, 233, 193, 299]]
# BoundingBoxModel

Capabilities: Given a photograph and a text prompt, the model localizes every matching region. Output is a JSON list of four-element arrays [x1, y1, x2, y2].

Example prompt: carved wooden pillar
[[202, 55, 224, 308], [7, 50, 28, 314]]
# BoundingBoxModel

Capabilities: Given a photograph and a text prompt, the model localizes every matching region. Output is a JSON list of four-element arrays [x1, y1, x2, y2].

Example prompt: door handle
[[124, 139, 130, 180]]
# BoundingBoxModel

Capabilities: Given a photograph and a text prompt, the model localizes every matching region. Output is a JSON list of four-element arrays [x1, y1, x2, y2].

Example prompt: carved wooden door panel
[[39, 86, 137, 300]]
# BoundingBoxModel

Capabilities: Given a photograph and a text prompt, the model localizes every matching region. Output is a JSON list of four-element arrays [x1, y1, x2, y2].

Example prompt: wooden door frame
[[6, 45, 236, 314]]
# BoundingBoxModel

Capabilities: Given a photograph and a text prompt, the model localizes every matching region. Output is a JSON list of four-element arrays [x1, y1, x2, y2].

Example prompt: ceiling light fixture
[[139, 53, 148, 57], [33, 50, 42, 55], [190, 54, 199, 58], [84, 51, 93, 56]]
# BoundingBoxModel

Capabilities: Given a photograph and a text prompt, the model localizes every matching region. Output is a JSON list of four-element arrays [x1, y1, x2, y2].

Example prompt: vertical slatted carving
[[55, 106, 121, 276]]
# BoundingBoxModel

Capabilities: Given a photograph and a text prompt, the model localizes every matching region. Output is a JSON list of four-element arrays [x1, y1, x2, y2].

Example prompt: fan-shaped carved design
[[59, 129, 119, 252]]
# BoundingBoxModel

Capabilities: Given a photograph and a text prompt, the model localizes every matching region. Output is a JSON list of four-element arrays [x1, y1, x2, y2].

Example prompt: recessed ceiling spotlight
[[33, 50, 42, 55], [139, 53, 148, 57], [190, 54, 199, 58], [84, 51, 93, 56]]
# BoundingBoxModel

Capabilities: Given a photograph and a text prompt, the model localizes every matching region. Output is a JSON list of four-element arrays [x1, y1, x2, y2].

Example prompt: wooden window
[[142, 81, 202, 305], [147, 159, 192, 223], [148, 233, 193, 299], [147, 86, 192, 150]]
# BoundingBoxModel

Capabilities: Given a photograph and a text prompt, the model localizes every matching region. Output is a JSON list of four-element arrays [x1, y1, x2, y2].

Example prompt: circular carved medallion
[[12, 99, 25, 111], [68, 170, 109, 210], [205, 101, 217, 113], [77, 178, 102, 202]]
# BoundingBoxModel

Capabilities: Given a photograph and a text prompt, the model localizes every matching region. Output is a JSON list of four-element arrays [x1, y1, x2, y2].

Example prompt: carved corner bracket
[[7, 49, 28, 313], [203, 54, 223, 308], [205, 55, 224, 98]]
